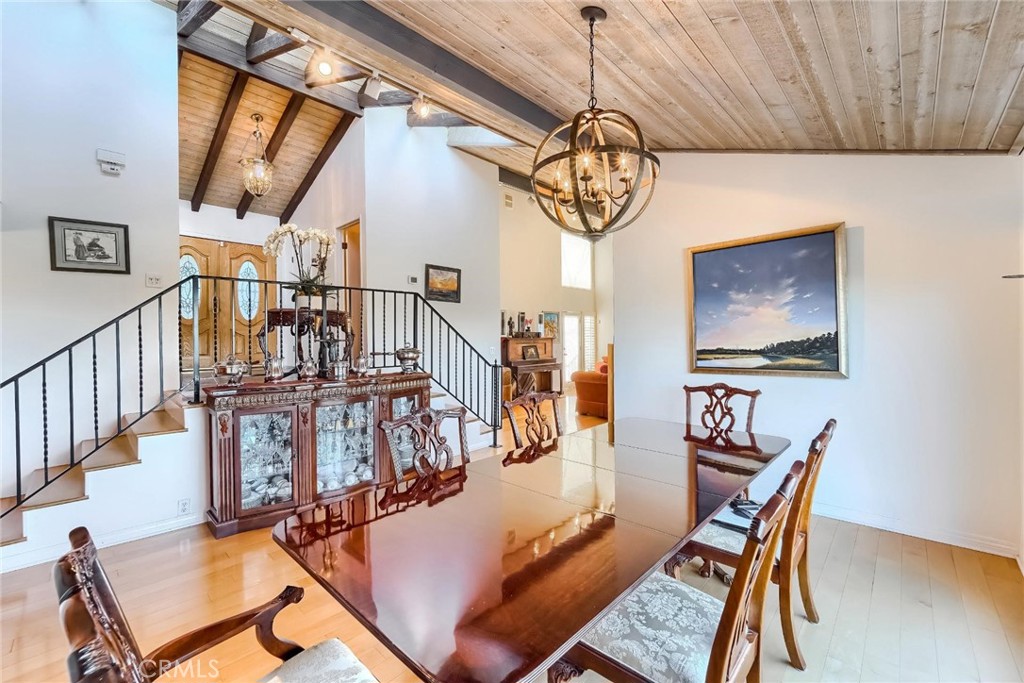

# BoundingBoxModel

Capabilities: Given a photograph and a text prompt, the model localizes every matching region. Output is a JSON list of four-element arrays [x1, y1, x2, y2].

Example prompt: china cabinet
[[204, 372, 430, 537]]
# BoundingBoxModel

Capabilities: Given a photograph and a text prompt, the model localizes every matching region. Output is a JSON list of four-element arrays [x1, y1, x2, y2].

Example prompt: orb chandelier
[[239, 113, 273, 197], [531, 6, 660, 241]]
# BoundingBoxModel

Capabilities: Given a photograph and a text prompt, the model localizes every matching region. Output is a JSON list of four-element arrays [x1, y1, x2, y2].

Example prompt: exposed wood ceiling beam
[[236, 93, 306, 220], [177, 0, 221, 38], [191, 72, 249, 212], [280, 114, 357, 223], [406, 110, 470, 128], [179, 28, 362, 117], [246, 24, 302, 64], [447, 127, 519, 148], [369, 90, 414, 107], [217, 0, 558, 146]]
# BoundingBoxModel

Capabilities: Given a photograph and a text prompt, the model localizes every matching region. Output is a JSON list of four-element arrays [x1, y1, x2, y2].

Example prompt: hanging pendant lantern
[[239, 113, 274, 197], [531, 7, 659, 241]]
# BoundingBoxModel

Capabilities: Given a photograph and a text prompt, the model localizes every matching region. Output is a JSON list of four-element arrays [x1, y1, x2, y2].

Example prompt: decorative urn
[[395, 345, 421, 374], [213, 354, 249, 386]]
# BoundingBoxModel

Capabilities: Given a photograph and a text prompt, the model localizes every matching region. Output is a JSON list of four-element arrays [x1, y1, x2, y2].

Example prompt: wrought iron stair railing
[[1, 275, 501, 519]]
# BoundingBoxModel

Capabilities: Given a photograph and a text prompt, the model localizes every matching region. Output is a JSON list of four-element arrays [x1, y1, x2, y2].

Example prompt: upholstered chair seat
[[259, 638, 377, 683], [581, 571, 724, 683], [690, 522, 747, 556]]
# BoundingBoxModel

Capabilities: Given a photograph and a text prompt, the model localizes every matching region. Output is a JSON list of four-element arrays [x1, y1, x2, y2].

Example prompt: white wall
[[178, 200, 280, 246], [594, 236, 614, 356], [614, 154, 1024, 557], [363, 107, 500, 357], [1, 0, 179, 377]]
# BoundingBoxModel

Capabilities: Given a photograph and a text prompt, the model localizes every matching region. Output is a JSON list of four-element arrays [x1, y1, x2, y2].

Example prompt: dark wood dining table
[[272, 417, 791, 683]]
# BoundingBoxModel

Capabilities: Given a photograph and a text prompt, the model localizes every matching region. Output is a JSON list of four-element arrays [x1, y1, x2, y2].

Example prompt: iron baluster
[[92, 335, 99, 447], [213, 284, 219, 363], [247, 280, 254, 366], [177, 285, 183, 391], [158, 295, 164, 398], [191, 275, 201, 404], [492, 361, 500, 447], [230, 279, 236, 358], [68, 350, 75, 466], [138, 309, 144, 416], [42, 363, 49, 483], [115, 321, 122, 420], [14, 380, 22, 503]]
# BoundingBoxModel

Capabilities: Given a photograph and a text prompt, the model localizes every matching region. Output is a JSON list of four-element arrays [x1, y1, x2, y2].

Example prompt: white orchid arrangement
[[263, 224, 336, 296]]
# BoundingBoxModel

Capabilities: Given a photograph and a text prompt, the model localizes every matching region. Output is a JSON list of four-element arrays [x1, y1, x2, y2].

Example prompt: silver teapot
[[395, 345, 421, 374], [264, 354, 285, 382], [353, 353, 370, 377], [213, 354, 249, 386], [298, 357, 319, 380]]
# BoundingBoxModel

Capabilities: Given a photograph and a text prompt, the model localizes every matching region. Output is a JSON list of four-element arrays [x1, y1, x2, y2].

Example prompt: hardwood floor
[[3, 402, 1020, 682]]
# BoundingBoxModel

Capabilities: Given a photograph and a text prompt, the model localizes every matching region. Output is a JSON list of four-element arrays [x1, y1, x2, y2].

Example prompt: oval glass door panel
[[237, 260, 259, 321], [179, 254, 200, 320]]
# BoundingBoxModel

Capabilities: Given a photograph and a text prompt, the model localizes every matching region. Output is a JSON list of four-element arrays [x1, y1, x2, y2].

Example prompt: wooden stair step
[[20, 465, 87, 511], [0, 500, 26, 547], [79, 435, 139, 472], [121, 410, 186, 437]]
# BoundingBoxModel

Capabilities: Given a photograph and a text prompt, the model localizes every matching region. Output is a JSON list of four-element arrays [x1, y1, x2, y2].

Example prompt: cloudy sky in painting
[[693, 231, 838, 350]]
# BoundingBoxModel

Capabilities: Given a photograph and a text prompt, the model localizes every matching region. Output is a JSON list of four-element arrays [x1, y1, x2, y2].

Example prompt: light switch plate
[[146, 273, 162, 288]]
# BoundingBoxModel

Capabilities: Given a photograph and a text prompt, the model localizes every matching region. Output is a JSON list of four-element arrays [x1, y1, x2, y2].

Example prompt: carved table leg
[[664, 551, 692, 578], [548, 659, 584, 683], [712, 563, 734, 586]]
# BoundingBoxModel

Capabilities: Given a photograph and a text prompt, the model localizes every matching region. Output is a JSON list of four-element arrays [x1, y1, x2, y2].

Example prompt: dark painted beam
[[179, 28, 362, 117], [236, 93, 306, 219], [370, 90, 414, 107], [191, 72, 249, 212], [246, 24, 302, 64], [281, 114, 357, 223], [406, 109, 471, 128], [290, 1, 561, 132], [177, 0, 221, 38]]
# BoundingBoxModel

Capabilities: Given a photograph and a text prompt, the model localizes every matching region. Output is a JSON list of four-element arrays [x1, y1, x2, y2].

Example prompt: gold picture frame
[[686, 222, 848, 379]]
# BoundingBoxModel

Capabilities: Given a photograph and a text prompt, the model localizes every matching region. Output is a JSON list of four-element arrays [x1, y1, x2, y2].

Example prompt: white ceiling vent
[[503, 192, 514, 209]]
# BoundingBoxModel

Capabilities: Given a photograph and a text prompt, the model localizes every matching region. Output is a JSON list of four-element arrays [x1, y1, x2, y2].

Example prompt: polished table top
[[272, 418, 791, 683]]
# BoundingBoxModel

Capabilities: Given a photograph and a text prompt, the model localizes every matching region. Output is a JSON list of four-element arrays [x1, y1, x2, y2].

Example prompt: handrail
[[1, 273, 503, 519]]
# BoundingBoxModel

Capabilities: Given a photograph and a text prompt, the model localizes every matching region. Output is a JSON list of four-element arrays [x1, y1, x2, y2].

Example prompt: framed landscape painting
[[687, 222, 847, 378], [424, 264, 461, 303]]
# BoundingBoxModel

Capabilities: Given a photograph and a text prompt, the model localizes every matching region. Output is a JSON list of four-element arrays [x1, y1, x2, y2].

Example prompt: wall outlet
[[177, 498, 191, 516], [146, 273, 163, 288], [407, 275, 419, 285]]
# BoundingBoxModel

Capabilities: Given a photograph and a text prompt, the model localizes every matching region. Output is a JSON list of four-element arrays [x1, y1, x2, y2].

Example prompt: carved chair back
[[684, 383, 761, 433], [54, 527, 149, 683], [379, 406, 469, 505], [707, 464, 801, 683], [782, 419, 837, 554], [502, 391, 563, 448]]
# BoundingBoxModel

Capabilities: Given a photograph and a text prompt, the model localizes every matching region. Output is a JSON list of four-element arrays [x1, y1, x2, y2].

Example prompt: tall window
[[583, 314, 596, 371], [561, 232, 593, 290]]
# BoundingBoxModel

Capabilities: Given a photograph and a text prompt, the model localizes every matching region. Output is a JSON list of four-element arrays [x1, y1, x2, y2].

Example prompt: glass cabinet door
[[238, 411, 294, 512], [391, 394, 420, 473], [316, 399, 376, 496]]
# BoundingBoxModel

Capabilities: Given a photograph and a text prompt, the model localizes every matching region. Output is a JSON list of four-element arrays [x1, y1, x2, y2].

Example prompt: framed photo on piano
[[521, 345, 540, 361]]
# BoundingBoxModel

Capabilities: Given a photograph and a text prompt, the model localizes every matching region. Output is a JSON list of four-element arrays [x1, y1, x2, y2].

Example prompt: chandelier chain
[[588, 16, 597, 110]]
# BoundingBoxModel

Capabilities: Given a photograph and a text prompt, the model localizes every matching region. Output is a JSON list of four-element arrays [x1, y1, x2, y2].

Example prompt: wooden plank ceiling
[[368, 0, 1024, 155], [178, 1, 363, 219], [205, 0, 1024, 184]]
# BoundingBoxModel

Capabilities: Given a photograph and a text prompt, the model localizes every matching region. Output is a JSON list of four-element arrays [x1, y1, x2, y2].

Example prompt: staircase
[[0, 275, 503, 567]]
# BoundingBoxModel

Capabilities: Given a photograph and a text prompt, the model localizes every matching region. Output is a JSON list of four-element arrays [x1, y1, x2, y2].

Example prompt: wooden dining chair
[[552, 464, 802, 683], [54, 527, 377, 683], [502, 390, 563, 448], [684, 383, 762, 433], [379, 406, 469, 507], [677, 419, 837, 671]]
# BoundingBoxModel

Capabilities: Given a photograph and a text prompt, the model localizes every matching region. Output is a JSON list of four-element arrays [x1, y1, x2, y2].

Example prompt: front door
[[179, 236, 277, 367]]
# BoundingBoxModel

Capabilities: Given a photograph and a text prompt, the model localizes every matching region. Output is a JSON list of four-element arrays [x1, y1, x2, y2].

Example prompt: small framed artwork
[[541, 311, 560, 339], [49, 217, 130, 274], [687, 222, 847, 378], [424, 264, 461, 303], [522, 345, 540, 360]]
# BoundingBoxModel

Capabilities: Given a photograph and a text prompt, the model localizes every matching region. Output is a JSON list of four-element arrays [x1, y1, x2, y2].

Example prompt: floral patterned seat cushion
[[258, 639, 378, 683], [582, 570, 724, 683], [691, 520, 746, 555]]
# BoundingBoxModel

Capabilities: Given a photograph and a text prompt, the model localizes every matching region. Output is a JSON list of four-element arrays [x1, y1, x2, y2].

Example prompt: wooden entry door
[[179, 236, 277, 367]]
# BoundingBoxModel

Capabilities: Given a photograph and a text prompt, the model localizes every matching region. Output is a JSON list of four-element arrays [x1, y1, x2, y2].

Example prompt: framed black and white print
[[49, 217, 130, 274], [687, 222, 848, 378]]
